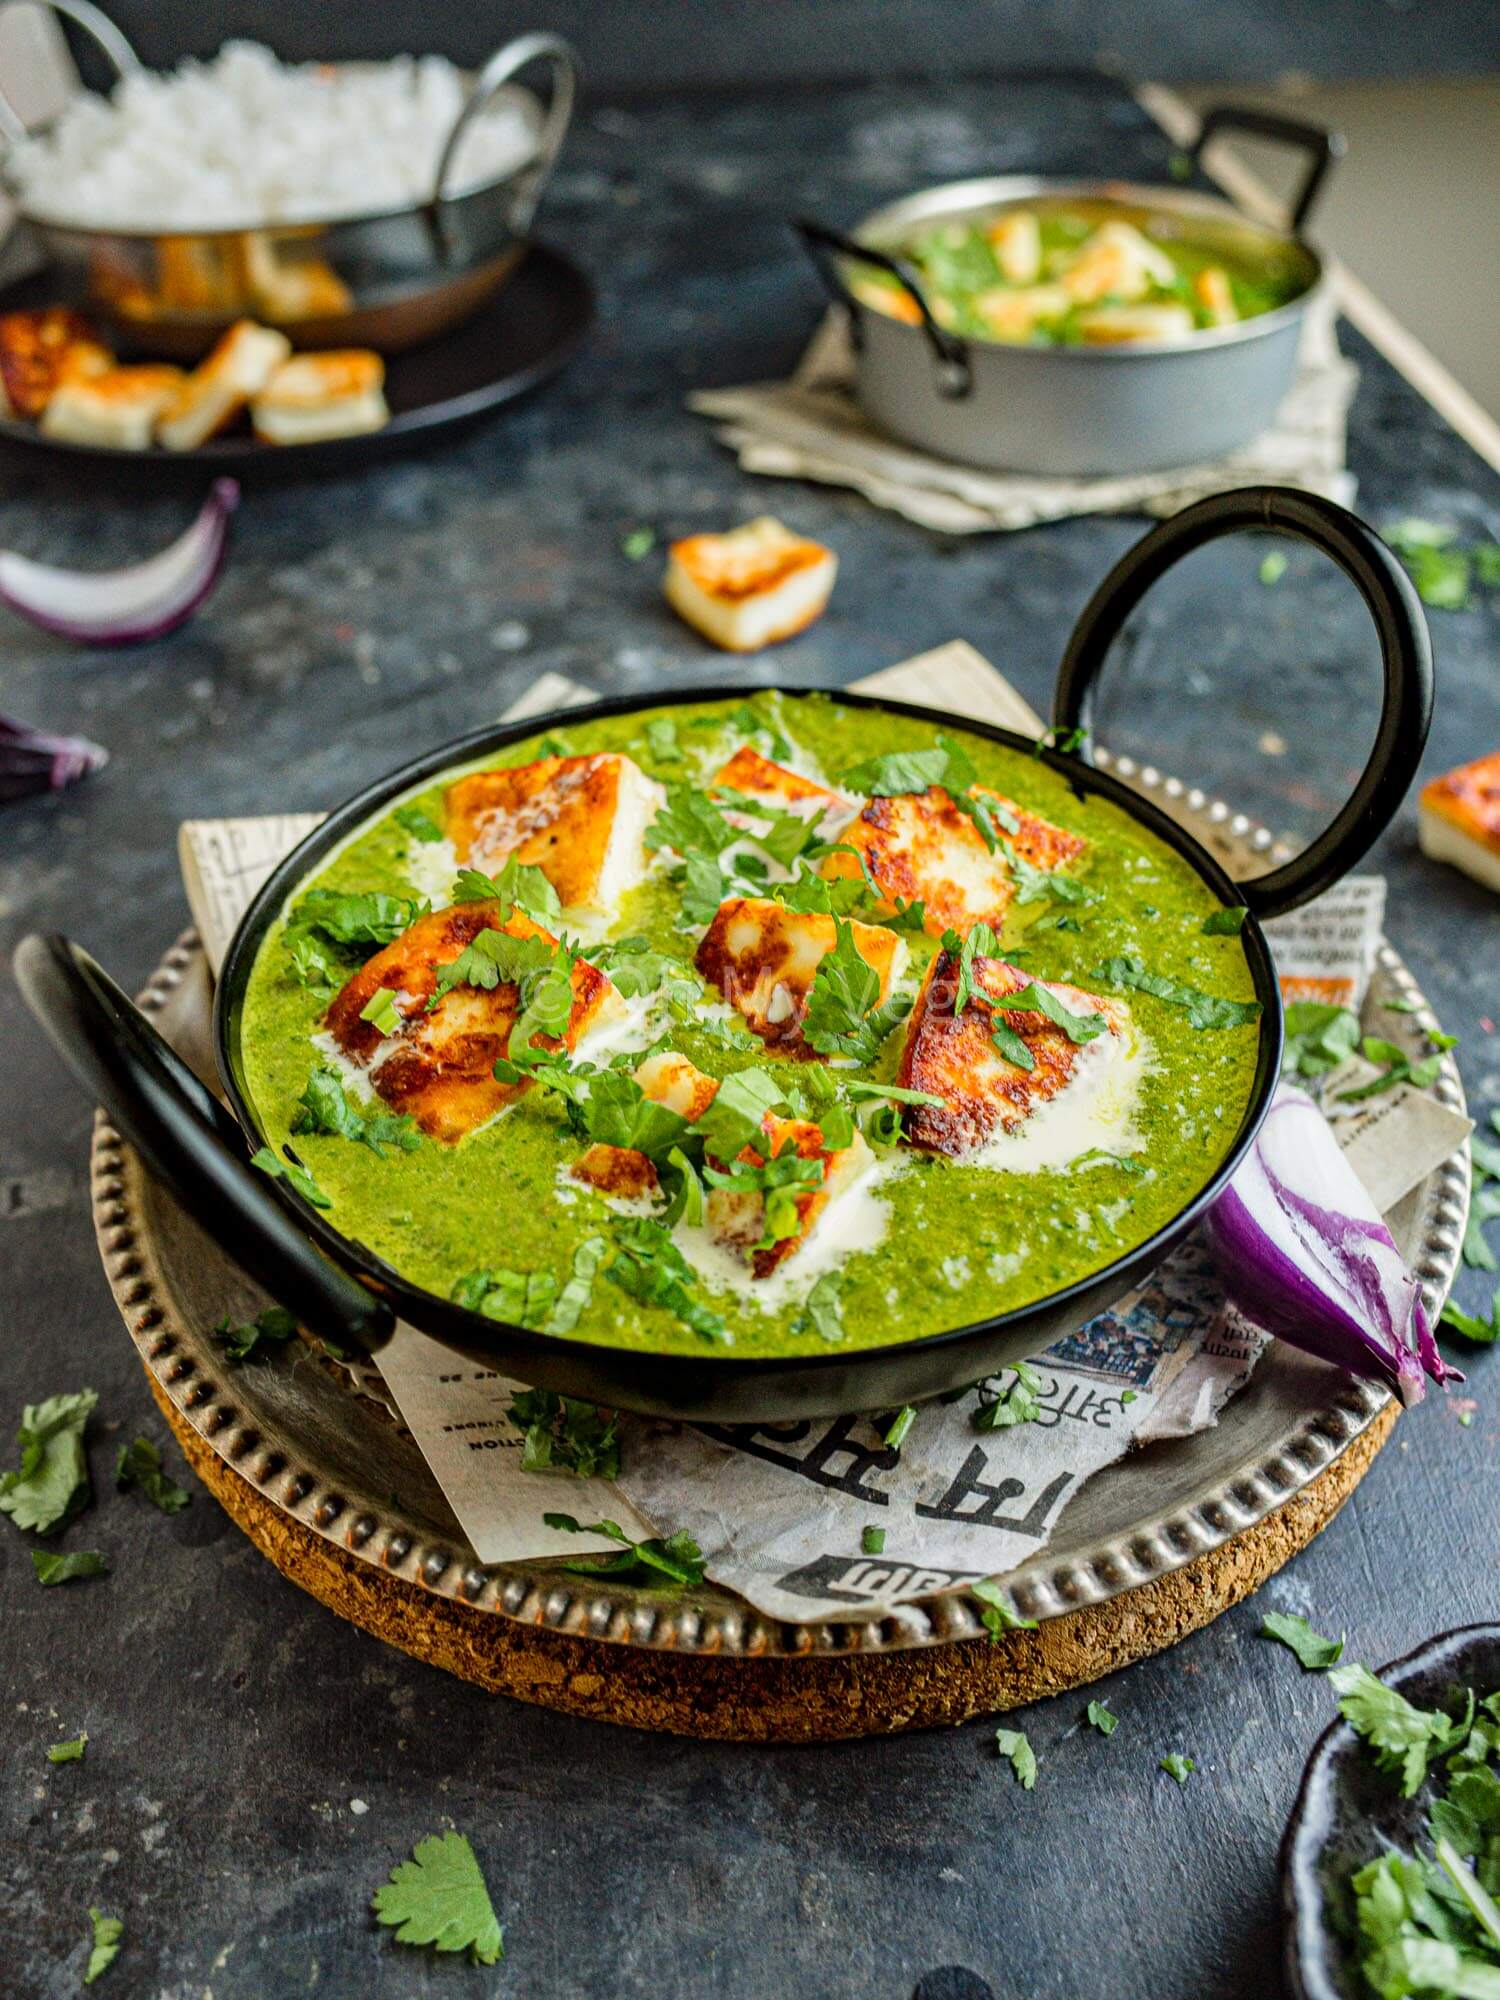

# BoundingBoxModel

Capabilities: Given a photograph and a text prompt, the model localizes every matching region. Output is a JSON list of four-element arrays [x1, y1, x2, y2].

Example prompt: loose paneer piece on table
[[707, 1112, 876, 1278], [711, 746, 854, 834], [324, 904, 616, 1142], [663, 517, 837, 652], [1418, 751, 1500, 896], [822, 785, 1084, 938], [898, 946, 1127, 1158], [695, 896, 905, 1055], [445, 752, 665, 915]]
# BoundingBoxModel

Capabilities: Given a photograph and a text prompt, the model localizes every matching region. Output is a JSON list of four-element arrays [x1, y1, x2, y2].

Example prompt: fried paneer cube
[[706, 1111, 876, 1278], [898, 948, 1127, 1158], [41, 362, 185, 449], [324, 903, 615, 1142], [711, 746, 853, 833], [445, 752, 664, 915], [821, 785, 1084, 938], [633, 1050, 721, 1122], [0, 307, 99, 418], [570, 1143, 659, 1199], [695, 896, 905, 1055], [1418, 751, 1500, 896], [1057, 220, 1177, 304], [663, 517, 837, 652]]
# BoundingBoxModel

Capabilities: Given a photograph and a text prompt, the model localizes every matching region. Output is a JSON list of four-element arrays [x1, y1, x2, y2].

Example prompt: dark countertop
[[2, 72, 1497, 2000]]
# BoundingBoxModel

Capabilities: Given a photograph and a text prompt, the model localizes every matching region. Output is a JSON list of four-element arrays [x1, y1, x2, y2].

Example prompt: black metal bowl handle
[[793, 215, 972, 399], [12, 933, 394, 1355], [1051, 486, 1432, 923], [1190, 103, 1345, 232]]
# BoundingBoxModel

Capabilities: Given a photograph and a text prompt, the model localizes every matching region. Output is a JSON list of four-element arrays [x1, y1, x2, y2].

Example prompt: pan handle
[[1189, 103, 1345, 232], [12, 932, 394, 1355], [434, 31, 579, 235], [1050, 486, 1433, 923], [793, 216, 972, 399], [0, 0, 140, 148]]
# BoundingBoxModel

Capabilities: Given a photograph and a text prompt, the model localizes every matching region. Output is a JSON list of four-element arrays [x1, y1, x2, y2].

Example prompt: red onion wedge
[[0, 478, 238, 647], [0, 714, 107, 803], [1205, 1081, 1459, 1406]]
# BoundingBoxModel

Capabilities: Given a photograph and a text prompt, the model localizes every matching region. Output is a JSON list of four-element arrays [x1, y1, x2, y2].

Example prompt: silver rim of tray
[[91, 756, 1471, 1657]]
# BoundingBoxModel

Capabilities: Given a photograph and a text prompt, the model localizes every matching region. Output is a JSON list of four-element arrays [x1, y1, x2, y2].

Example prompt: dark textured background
[[1, 63, 1498, 2000]]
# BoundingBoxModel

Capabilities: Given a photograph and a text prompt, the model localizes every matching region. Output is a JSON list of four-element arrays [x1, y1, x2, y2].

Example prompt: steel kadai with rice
[[851, 197, 1306, 347], [240, 693, 1263, 1357]]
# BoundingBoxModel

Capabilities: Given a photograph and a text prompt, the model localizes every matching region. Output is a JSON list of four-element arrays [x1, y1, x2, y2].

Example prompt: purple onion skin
[[0, 715, 108, 804]]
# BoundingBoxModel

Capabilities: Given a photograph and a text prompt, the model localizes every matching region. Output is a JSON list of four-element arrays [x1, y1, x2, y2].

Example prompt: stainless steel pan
[[795, 107, 1342, 478], [0, 3, 578, 356]]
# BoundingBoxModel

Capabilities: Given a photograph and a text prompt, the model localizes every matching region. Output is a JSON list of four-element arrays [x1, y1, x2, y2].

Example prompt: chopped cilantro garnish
[[507, 1383, 618, 1477], [292, 1064, 421, 1158], [803, 917, 912, 1062], [288, 936, 336, 992], [992, 980, 1107, 1044], [1086, 1701, 1118, 1736], [1202, 905, 1249, 935], [1259, 550, 1288, 586], [1441, 1295, 1500, 1345], [33, 1548, 108, 1585], [114, 1436, 190, 1514], [1337, 1034, 1449, 1103], [690, 1066, 789, 1160], [544, 1511, 707, 1589], [1159, 1753, 1195, 1786], [995, 1726, 1038, 1789], [49, 1732, 87, 1762], [84, 1909, 123, 1985], [620, 525, 656, 561], [212, 1305, 298, 1364], [1282, 1000, 1362, 1079], [1260, 1610, 1344, 1670], [606, 1217, 726, 1343], [1095, 955, 1260, 1030], [292, 887, 426, 950], [359, 987, 402, 1035], [250, 1145, 332, 1209], [452, 1267, 558, 1328], [973, 1361, 1044, 1431], [451, 855, 562, 923], [1329, 1661, 1472, 1796], [394, 803, 444, 844], [862, 1525, 886, 1555], [0, 1389, 96, 1536], [372, 1831, 504, 1966], [705, 1139, 824, 1250], [797, 1270, 846, 1344], [969, 1576, 1039, 1641], [840, 736, 1017, 852], [883, 1405, 917, 1453], [1032, 725, 1087, 758], [592, 936, 676, 998]]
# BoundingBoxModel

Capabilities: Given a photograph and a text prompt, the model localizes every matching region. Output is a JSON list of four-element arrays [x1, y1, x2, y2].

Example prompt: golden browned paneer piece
[[1418, 752, 1500, 896], [633, 1050, 721, 1122], [156, 319, 292, 450], [242, 235, 355, 321], [1058, 220, 1177, 304], [1074, 303, 1195, 345], [445, 752, 664, 915], [695, 896, 905, 1055], [324, 904, 615, 1142], [972, 284, 1070, 342], [985, 209, 1043, 284], [570, 1143, 659, 1199], [711, 745, 851, 828], [41, 363, 185, 450], [1192, 265, 1238, 327], [663, 517, 837, 652], [0, 307, 99, 419], [706, 1111, 875, 1278], [251, 350, 389, 445], [822, 785, 1084, 938], [898, 948, 1127, 1158]]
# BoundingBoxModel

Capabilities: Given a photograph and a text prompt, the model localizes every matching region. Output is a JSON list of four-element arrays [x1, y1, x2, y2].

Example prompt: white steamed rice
[[9, 40, 542, 232]]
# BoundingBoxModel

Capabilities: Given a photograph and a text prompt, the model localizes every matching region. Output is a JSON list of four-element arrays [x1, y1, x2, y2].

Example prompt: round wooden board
[[148, 1364, 1397, 1742]]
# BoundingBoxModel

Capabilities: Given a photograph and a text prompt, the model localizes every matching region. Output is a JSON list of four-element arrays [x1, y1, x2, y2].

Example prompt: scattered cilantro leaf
[[544, 1511, 706, 1589], [883, 1405, 916, 1453], [33, 1548, 108, 1585], [451, 1267, 558, 1329], [507, 1385, 619, 1478], [995, 1726, 1038, 1789], [690, 1066, 789, 1161], [114, 1437, 190, 1514], [371, 1831, 504, 1965], [1032, 725, 1087, 757], [0, 1389, 96, 1536], [212, 1305, 298, 1365], [1160, 1753, 1195, 1786], [620, 525, 656, 561], [862, 1525, 886, 1555], [1259, 550, 1288, 586], [292, 1064, 421, 1159], [1441, 1295, 1500, 1345], [1095, 955, 1260, 1030], [797, 1269, 846, 1345], [572, 1071, 688, 1161], [1338, 1034, 1449, 1103], [1086, 1701, 1118, 1736], [839, 746, 950, 795], [607, 1217, 726, 1343], [394, 803, 444, 844], [971, 1576, 1038, 1641], [84, 1909, 123, 1985], [250, 1146, 332, 1209], [1261, 1610, 1344, 1670], [1282, 1000, 1362, 1079], [48, 1733, 87, 1763], [1202, 905, 1249, 935], [643, 717, 681, 763], [992, 980, 1107, 1044], [973, 1361, 1044, 1431]]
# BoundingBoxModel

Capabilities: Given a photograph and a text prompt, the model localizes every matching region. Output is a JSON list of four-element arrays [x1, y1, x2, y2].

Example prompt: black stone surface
[[2, 73, 1497, 2000]]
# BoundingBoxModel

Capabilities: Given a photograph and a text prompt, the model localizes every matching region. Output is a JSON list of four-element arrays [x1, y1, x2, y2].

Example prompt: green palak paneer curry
[[239, 692, 1263, 1358]]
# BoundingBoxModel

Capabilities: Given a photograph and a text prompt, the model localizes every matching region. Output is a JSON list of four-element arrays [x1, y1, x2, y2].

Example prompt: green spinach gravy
[[240, 692, 1262, 1358]]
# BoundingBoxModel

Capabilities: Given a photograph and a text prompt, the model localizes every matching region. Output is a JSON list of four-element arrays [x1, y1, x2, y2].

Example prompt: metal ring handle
[[433, 30, 578, 233], [1051, 486, 1433, 923], [12, 932, 394, 1355], [1190, 103, 1345, 233], [793, 215, 972, 399], [0, 0, 139, 148]]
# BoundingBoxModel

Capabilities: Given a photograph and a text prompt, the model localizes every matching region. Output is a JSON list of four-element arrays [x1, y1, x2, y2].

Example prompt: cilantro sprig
[[803, 917, 912, 1062], [292, 1064, 421, 1159], [544, 1511, 707, 1589], [1095, 954, 1260, 1031], [372, 1832, 504, 1966]]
